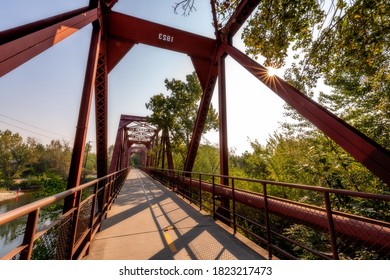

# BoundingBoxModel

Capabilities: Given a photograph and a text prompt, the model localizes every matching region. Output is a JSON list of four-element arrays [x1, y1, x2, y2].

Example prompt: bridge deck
[[84, 169, 265, 260]]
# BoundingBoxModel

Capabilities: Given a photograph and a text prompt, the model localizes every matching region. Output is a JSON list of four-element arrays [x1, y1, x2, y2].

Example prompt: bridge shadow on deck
[[84, 169, 264, 260]]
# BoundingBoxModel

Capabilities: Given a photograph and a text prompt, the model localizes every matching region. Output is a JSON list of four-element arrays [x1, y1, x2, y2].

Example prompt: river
[[0, 192, 39, 258]]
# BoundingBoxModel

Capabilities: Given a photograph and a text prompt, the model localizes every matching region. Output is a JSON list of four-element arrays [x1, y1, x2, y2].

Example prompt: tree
[[173, 0, 197, 16], [0, 130, 30, 188], [193, 142, 220, 173], [242, 0, 324, 68], [239, 0, 389, 188], [146, 72, 219, 168], [282, 1, 390, 150], [41, 140, 72, 179], [82, 142, 96, 181], [23, 137, 46, 176]]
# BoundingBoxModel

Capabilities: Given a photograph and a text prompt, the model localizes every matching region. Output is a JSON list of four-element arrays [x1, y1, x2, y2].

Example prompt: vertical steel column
[[146, 143, 152, 167], [124, 141, 131, 168], [217, 51, 231, 221], [64, 23, 101, 212], [164, 128, 175, 172], [109, 126, 124, 173], [95, 47, 108, 178], [218, 53, 229, 186], [121, 129, 128, 169], [161, 132, 166, 169], [94, 39, 108, 214]]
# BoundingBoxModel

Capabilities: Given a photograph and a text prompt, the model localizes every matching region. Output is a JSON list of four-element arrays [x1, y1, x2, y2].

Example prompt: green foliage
[[146, 72, 219, 166], [242, 0, 324, 67], [82, 142, 96, 181], [0, 129, 98, 190], [238, 0, 390, 159], [284, 224, 331, 259], [22, 139, 73, 180], [0, 130, 30, 188], [177, 0, 389, 260], [33, 174, 67, 198], [193, 142, 220, 174], [214, 0, 240, 28]]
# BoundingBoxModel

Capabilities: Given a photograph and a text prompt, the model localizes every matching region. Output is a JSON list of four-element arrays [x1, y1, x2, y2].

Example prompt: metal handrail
[[145, 167, 390, 260], [0, 168, 130, 260], [160, 167, 390, 201]]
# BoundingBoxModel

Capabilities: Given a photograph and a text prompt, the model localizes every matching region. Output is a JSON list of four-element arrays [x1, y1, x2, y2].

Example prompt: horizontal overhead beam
[[107, 12, 217, 59], [119, 114, 148, 129]]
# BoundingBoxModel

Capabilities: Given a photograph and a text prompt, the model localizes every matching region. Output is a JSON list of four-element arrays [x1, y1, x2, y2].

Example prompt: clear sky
[[0, 0, 287, 155]]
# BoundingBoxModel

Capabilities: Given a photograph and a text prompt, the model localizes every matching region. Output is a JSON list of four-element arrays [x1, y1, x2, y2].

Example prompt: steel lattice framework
[[109, 115, 158, 174], [1, 0, 389, 210]]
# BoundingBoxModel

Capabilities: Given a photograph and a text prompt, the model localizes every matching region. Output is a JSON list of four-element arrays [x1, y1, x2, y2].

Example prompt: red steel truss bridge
[[0, 1, 389, 260]]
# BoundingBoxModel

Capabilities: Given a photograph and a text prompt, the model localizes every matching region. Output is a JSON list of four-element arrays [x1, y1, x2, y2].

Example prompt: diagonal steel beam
[[184, 55, 219, 172], [109, 115, 157, 172], [109, 125, 125, 174], [220, 0, 260, 39], [226, 44, 390, 186], [95, 47, 108, 178], [106, 37, 135, 73], [0, 7, 98, 77], [64, 23, 101, 211]]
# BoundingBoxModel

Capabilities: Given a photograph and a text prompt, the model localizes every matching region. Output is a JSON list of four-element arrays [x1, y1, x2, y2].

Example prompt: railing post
[[199, 174, 202, 210], [232, 178, 236, 234], [189, 173, 192, 203], [324, 191, 339, 260], [68, 191, 82, 259], [212, 175, 216, 220], [263, 183, 273, 260], [172, 170, 176, 192], [86, 182, 99, 253], [177, 170, 180, 192], [107, 175, 114, 210], [20, 209, 40, 260], [178, 171, 182, 194]]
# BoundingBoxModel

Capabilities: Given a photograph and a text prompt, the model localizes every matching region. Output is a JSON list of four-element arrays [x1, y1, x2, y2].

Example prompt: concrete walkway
[[84, 169, 265, 260]]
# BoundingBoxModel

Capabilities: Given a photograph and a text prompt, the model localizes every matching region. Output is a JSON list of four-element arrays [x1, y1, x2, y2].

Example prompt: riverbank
[[0, 191, 24, 202]]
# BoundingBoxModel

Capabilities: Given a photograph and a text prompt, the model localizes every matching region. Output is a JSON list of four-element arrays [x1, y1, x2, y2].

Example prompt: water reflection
[[0, 193, 37, 258], [0, 192, 36, 214]]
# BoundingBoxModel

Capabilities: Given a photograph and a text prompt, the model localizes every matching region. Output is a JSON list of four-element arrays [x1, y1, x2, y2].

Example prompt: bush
[[33, 175, 66, 199]]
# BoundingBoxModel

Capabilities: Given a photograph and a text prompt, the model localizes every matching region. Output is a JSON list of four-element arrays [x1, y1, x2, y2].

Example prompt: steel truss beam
[[225, 44, 390, 186], [220, 0, 260, 39], [64, 23, 101, 211], [218, 53, 229, 185], [4, 1, 389, 188], [99, 11, 221, 174], [109, 124, 125, 173], [109, 115, 158, 173], [107, 12, 217, 59], [185, 0, 261, 172], [0, 7, 98, 77], [184, 57, 219, 172], [95, 45, 108, 179]]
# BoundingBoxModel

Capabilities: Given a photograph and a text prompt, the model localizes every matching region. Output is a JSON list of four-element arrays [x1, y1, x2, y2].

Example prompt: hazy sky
[[0, 0, 287, 155]]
